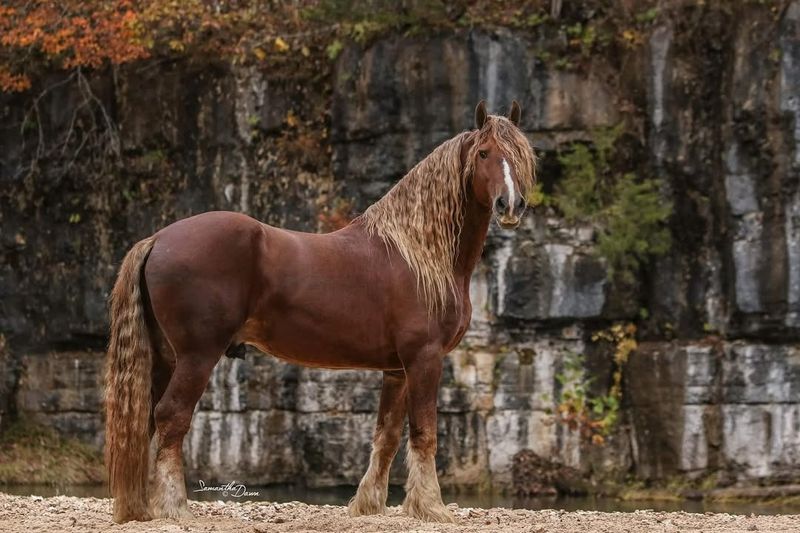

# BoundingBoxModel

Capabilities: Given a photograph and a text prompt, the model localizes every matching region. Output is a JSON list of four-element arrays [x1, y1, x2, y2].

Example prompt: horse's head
[[467, 100, 535, 229]]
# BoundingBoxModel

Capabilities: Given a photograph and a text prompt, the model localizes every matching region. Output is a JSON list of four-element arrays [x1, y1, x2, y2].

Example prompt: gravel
[[1, 492, 799, 532]]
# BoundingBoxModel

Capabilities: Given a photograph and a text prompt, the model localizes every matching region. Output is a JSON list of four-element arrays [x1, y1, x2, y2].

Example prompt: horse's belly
[[240, 311, 401, 370], [261, 342, 401, 370]]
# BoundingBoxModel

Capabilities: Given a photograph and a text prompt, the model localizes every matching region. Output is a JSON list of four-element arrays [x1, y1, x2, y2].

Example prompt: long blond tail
[[104, 236, 156, 523]]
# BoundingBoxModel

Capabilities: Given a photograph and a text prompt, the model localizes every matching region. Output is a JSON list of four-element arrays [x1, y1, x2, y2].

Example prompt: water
[[3, 484, 800, 515]]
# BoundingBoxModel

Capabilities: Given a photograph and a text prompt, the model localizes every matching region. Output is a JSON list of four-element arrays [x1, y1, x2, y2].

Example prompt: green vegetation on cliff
[[0, 417, 103, 486], [555, 126, 672, 283]]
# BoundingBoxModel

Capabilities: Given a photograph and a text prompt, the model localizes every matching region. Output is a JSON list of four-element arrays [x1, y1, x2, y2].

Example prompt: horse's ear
[[508, 100, 521, 126], [475, 100, 488, 129]]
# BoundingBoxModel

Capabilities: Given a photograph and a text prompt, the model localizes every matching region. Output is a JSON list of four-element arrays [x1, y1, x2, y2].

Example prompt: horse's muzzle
[[496, 214, 522, 229], [493, 194, 525, 229]]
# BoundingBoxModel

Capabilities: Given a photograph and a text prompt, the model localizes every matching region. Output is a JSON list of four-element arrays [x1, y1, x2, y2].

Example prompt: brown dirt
[[2, 493, 800, 532]]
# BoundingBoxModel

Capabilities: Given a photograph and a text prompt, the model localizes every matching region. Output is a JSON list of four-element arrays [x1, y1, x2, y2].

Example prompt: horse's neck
[[453, 193, 492, 285]]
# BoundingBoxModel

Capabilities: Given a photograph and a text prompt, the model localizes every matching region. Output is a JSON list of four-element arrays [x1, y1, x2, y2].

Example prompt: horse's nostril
[[495, 196, 508, 211], [515, 196, 526, 211]]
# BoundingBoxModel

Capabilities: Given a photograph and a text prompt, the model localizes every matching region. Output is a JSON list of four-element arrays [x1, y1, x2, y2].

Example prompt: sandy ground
[[2, 493, 800, 533]]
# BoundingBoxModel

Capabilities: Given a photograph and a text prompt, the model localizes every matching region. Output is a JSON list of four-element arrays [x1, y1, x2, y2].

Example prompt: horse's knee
[[408, 427, 437, 456], [375, 422, 402, 448]]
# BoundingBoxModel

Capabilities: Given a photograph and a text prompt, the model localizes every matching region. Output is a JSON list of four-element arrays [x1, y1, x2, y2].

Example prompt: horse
[[104, 100, 536, 524]]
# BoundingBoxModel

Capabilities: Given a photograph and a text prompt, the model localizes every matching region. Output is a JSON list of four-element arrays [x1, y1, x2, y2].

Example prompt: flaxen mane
[[358, 115, 537, 313]]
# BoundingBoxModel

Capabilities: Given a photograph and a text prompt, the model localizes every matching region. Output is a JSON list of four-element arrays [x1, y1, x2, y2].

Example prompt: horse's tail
[[104, 236, 156, 523]]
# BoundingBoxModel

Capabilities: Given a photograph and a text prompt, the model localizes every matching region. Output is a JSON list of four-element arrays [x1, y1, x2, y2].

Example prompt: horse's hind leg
[[348, 370, 407, 516], [149, 351, 221, 519], [149, 329, 175, 438]]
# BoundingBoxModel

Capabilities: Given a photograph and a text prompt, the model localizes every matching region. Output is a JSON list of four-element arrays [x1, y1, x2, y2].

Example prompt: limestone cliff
[[2, 2, 800, 491]]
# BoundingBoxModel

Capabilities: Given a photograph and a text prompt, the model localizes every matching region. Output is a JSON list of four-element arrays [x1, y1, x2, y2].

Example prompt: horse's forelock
[[466, 115, 537, 195]]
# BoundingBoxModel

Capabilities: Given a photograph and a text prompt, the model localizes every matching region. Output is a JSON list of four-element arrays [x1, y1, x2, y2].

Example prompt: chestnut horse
[[105, 100, 536, 523]]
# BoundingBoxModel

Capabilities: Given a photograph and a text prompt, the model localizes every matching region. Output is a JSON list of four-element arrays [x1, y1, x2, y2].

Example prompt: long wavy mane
[[357, 115, 537, 313]]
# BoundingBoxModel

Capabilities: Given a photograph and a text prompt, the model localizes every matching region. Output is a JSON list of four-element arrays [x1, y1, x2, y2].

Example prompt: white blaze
[[501, 158, 516, 214]]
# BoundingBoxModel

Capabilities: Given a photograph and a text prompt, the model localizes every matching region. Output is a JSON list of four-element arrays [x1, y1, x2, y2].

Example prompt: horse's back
[[154, 210, 264, 245]]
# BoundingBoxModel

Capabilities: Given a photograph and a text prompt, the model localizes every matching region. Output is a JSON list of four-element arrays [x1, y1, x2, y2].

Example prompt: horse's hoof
[[149, 504, 193, 521], [174, 506, 194, 520], [112, 508, 152, 523], [403, 501, 456, 523], [347, 494, 387, 517]]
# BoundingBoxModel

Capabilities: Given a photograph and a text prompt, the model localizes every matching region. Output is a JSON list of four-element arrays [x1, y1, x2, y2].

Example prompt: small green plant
[[142, 148, 166, 164], [554, 57, 573, 70], [554, 323, 636, 445], [326, 39, 344, 60], [555, 351, 615, 445], [635, 7, 659, 24], [554, 124, 672, 283], [562, 20, 609, 57], [580, 25, 597, 51], [526, 182, 551, 208], [524, 13, 548, 28], [565, 22, 583, 37], [349, 20, 383, 44]]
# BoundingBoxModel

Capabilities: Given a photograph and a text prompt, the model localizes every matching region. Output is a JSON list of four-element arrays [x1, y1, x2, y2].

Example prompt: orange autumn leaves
[[0, 1, 148, 91], [0, 0, 315, 93]]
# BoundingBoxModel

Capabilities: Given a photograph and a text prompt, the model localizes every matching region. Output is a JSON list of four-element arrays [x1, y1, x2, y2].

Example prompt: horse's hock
[[3, 2, 800, 492]]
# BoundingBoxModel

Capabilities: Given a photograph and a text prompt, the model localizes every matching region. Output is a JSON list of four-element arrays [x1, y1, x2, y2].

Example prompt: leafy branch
[[533, 125, 672, 284]]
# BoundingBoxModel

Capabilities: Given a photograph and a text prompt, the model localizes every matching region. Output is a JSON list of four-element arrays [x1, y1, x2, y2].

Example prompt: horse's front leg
[[401, 350, 454, 523], [348, 370, 407, 516]]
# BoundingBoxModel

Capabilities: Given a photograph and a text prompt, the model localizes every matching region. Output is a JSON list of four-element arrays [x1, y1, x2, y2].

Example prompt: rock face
[[330, 31, 619, 206], [0, 337, 16, 431], [15, 351, 105, 448], [4, 2, 800, 491], [629, 341, 800, 482]]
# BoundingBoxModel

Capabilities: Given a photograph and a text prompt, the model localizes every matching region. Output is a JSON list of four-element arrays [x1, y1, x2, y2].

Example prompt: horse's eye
[[478, 150, 488, 159]]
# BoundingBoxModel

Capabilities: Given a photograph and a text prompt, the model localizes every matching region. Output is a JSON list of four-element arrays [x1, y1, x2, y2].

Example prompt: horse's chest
[[442, 297, 472, 353]]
